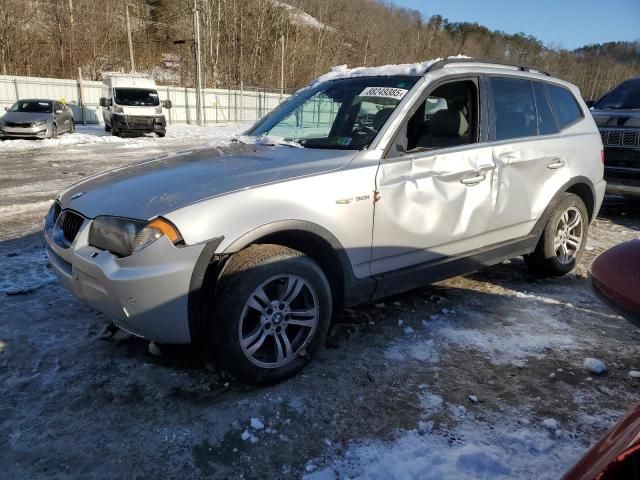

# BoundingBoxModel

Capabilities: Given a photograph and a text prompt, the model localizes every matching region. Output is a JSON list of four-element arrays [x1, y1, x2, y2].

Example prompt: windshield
[[114, 88, 160, 107], [246, 76, 419, 149], [595, 79, 640, 110], [10, 100, 52, 113]]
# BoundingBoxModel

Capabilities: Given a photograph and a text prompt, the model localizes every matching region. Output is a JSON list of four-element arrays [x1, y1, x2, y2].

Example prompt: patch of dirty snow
[[583, 357, 607, 375], [428, 307, 577, 367], [0, 248, 57, 295], [385, 338, 439, 363], [305, 405, 585, 480]]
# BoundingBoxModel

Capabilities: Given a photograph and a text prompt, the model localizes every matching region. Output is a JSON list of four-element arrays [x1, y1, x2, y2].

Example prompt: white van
[[99, 73, 172, 137]]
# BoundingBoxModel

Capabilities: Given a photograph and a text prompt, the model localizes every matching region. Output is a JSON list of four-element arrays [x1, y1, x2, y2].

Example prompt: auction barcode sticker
[[359, 87, 408, 100]]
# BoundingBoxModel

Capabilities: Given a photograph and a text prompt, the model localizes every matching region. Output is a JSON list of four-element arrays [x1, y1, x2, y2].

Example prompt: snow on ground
[[0, 126, 639, 478], [0, 123, 246, 153]]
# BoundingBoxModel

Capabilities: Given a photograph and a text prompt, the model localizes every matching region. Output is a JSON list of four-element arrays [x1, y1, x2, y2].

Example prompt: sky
[[392, 0, 640, 50]]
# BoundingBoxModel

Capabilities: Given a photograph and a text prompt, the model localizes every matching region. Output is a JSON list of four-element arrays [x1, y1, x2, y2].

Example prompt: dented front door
[[370, 145, 496, 275]]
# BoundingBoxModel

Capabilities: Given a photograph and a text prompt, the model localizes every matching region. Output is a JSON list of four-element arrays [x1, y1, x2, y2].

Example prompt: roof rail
[[426, 58, 552, 77]]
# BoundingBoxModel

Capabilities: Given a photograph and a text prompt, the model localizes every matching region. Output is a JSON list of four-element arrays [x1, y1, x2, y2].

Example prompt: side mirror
[[161, 99, 172, 109], [99, 97, 111, 107], [3, 107, 8, 111], [585, 100, 594, 108]]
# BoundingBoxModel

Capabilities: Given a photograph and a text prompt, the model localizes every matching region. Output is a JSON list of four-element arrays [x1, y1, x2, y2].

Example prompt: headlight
[[155, 106, 162, 114], [89, 216, 182, 257], [112, 105, 124, 113], [32, 120, 47, 127]]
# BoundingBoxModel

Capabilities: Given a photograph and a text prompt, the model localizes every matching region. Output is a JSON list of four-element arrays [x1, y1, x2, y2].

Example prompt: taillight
[[601, 149, 605, 163]]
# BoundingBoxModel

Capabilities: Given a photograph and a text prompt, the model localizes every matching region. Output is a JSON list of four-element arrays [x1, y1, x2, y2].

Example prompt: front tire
[[209, 244, 332, 385], [49, 123, 58, 139], [104, 123, 111, 132], [525, 193, 589, 276]]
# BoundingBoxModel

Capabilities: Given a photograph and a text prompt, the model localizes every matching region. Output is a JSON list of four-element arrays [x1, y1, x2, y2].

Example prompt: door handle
[[460, 173, 486, 186], [547, 158, 565, 170]]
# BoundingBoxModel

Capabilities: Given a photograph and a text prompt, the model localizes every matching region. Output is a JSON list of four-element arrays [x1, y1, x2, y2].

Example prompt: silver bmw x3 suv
[[44, 58, 605, 384]]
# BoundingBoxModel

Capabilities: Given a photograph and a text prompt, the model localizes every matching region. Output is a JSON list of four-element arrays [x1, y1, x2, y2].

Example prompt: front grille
[[60, 211, 84, 244], [4, 121, 31, 128], [126, 116, 154, 129], [600, 128, 640, 148], [623, 131, 638, 147]]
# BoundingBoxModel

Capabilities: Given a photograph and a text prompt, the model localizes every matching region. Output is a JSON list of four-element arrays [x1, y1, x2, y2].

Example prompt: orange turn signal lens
[[147, 218, 182, 243]]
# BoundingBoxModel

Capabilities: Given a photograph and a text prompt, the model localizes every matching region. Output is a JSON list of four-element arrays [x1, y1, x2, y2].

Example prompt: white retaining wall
[[0, 74, 288, 125]]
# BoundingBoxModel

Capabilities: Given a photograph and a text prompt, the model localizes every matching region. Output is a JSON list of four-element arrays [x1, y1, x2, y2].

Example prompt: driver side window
[[392, 79, 479, 155]]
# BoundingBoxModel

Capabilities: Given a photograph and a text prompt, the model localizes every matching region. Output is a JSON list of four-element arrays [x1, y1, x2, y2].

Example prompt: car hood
[[1, 111, 51, 123], [591, 109, 640, 128], [59, 142, 359, 219]]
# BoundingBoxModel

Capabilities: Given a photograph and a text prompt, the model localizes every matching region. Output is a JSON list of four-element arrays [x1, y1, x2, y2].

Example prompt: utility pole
[[125, 4, 135, 72], [280, 34, 285, 102], [193, 0, 203, 125]]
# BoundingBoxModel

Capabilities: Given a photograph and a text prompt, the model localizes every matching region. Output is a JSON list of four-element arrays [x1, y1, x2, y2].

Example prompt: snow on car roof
[[310, 55, 470, 87]]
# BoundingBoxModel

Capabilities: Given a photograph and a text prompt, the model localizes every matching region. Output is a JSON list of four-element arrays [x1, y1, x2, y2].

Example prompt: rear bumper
[[44, 215, 204, 344], [111, 114, 166, 134]]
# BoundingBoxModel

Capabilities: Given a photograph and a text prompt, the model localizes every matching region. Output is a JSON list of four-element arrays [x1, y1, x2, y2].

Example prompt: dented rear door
[[370, 144, 495, 275]]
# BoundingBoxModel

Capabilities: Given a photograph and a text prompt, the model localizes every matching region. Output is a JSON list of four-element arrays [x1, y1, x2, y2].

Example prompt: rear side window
[[490, 77, 537, 141], [546, 84, 583, 129], [533, 82, 558, 135]]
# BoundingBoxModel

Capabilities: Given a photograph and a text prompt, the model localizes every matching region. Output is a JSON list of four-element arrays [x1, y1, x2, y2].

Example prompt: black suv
[[589, 77, 640, 198]]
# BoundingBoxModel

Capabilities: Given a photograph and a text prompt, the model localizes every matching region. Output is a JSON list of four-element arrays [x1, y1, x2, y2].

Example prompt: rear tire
[[50, 123, 58, 139], [156, 132, 166, 138], [525, 193, 589, 276], [69, 119, 75, 134], [208, 244, 332, 385]]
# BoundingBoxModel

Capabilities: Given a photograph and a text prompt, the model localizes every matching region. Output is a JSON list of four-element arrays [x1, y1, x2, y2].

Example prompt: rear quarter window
[[546, 84, 583, 130]]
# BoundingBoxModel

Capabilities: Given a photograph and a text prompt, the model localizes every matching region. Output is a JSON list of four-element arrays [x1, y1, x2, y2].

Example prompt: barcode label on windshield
[[359, 87, 408, 100]]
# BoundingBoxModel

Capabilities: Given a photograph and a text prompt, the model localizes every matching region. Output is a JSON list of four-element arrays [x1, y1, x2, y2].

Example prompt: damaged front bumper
[[43, 210, 204, 344]]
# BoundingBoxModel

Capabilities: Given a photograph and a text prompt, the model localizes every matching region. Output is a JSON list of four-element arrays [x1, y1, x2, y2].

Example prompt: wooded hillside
[[1, 0, 638, 99]]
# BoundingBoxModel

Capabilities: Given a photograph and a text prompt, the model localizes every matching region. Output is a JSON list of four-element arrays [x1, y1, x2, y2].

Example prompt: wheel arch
[[187, 221, 375, 346], [223, 220, 372, 310], [564, 177, 596, 221]]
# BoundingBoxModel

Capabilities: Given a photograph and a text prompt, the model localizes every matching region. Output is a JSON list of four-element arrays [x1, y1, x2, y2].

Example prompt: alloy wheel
[[554, 207, 583, 264], [239, 274, 319, 369]]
